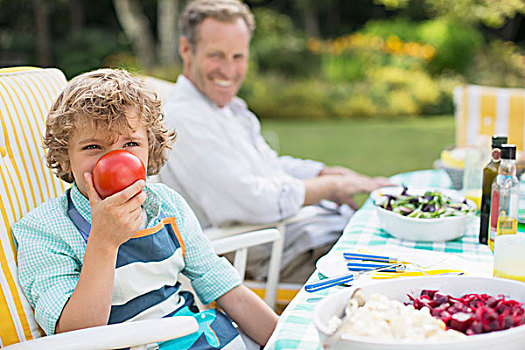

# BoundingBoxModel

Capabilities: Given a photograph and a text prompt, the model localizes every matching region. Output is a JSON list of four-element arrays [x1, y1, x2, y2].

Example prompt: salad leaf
[[375, 186, 474, 219]]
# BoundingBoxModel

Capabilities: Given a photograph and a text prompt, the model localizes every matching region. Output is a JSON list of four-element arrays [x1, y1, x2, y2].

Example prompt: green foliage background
[[1, 0, 524, 120], [240, 7, 524, 119]]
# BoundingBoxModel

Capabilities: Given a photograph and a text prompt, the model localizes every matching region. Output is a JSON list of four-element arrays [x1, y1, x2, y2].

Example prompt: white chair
[[203, 206, 323, 309], [0, 67, 199, 348], [453, 85, 525, 152], [3, 317, 197, 350], [148, 171, 283, 309]]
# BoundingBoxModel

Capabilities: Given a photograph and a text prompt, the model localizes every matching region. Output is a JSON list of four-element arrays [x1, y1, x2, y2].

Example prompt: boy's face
[[63, 112, 149, 198], [180, 17, 250, 108]]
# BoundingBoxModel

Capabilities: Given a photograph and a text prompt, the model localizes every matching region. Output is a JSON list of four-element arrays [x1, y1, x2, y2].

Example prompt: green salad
[[375, 187, 475, 219]]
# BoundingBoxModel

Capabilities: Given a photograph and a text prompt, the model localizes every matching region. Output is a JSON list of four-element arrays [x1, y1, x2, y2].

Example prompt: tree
[[112, 0, 182, 68], [32, 0, 52, 66], [112, 0, 156, 68], [374, 0, 525, 28], [69, 0, 84, 33], [294, 0, 320, 37], [158, 0, 180, 65]]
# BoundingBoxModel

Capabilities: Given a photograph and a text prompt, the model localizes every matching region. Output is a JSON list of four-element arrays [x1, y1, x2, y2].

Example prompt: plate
[[314, 276, 525, 350], [316, 254, 350, 278]]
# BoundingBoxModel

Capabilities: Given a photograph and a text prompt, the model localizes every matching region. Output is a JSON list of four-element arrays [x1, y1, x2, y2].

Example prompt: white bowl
[[313, 276, 525, 350], [371, 187, 476, 242]]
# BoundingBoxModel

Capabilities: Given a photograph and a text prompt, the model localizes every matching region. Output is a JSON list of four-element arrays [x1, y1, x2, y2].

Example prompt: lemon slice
[[441, 149, 465, 169]]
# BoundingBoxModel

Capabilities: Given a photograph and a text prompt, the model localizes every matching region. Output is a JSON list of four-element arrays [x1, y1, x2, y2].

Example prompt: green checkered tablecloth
[[265, 169, 494, 350]]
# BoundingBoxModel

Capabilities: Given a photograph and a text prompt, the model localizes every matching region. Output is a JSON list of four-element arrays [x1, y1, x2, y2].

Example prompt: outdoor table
[[264, 169, 494, 350]]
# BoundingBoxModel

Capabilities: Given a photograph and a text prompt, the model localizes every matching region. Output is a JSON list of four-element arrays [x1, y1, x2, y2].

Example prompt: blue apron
[[66, 189, 245, 349]]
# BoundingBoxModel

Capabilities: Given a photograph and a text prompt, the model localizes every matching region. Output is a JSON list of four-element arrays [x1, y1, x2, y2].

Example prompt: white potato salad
[[330, 293, 465, 341]]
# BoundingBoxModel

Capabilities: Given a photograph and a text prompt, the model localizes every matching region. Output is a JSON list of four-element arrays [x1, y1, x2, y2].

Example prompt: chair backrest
[[0, 67, 68, 346], [454, 85, 525, 152]]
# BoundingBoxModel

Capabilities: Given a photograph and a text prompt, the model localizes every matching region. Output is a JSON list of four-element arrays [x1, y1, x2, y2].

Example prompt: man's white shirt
[[159, 75, 351, 278]]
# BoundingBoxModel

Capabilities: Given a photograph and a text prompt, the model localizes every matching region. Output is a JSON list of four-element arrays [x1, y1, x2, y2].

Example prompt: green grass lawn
[[262, 115, 455, 206], [262, 115, 455, 178]]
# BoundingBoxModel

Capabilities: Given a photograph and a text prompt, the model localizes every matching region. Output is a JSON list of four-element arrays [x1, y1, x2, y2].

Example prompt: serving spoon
[[323, 288, 365, 349], [305, 263, 405, 293]]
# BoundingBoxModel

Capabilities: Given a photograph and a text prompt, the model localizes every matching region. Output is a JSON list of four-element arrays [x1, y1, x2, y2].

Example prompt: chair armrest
[[212, 228, 280, 256], [281, 205, 326, 225], [204, 206, 322, 309], [204, 205, 323, 240], [204, 223, 276, 240], [3, 316, 198, 350]]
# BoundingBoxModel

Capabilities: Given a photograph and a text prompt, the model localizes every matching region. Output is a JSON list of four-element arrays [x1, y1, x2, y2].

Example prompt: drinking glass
[[493, 233, 525, 282]]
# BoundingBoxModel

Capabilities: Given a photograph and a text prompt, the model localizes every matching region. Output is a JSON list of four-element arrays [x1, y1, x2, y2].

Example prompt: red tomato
[[92, 150, 146, 198]]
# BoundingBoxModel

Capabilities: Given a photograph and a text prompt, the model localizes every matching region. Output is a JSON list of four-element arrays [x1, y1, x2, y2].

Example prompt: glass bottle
[[489, 144, 519, 252], [479, 135, 508, 244], [462, 148, 484, 209]]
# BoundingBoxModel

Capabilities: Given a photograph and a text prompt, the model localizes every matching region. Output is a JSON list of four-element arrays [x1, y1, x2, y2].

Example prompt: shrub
[[333, 93, 379, 118], [241, 73, 333, 119], [321, 54, 368, 82], [310, 29, 436, 83], [361, 18, 484, 75], [419, 19, 483, 74], [240, 65, 452, 119], [366, 65, 441, 115], [467, 39, 525, 88], [251, 8, 320, 77], [362, 18, 421, 42], [57, 28, 131, 78]]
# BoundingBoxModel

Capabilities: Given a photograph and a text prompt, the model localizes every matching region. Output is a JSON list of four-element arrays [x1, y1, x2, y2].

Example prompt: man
[[160, 0, 391, 282]]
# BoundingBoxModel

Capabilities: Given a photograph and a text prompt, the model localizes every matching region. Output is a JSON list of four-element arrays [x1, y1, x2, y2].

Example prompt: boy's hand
[[84, 172, 147, 250]]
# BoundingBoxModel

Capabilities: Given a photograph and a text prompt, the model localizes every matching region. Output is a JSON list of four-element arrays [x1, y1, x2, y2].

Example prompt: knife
[[343, 252, 399, 263]]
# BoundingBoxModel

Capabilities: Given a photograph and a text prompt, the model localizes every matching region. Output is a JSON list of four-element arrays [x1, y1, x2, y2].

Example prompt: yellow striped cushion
[[454, 85, 525, 152], [0, 67, 68, 346]]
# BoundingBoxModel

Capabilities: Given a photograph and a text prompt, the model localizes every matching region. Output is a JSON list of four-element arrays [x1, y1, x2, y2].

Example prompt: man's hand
[[327, 175, 387, 206], [84, 172, 147, 250], [303, 169, 393, 209], [319, 166, 359, 177], [320, 166, 392, 186]]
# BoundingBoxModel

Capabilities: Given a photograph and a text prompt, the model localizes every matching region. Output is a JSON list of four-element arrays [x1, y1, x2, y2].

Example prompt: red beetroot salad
[[408, 290, 525, 335]]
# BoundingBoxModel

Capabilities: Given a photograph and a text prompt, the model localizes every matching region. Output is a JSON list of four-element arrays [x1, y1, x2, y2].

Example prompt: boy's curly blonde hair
[[45, 68, 176, 183]]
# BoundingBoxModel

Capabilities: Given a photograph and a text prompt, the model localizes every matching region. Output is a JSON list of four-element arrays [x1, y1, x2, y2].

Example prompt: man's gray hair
[[180, 0, 255, 51]]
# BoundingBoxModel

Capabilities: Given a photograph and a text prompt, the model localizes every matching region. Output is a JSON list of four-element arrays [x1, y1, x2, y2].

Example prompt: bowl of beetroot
[[370, 186, 476, 242], [314, 276, 525, 350], [409, 288, 524, 336]]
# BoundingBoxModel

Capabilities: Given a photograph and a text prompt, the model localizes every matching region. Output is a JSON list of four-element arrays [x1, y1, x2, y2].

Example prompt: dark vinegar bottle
[[479, 135, 508, 244]]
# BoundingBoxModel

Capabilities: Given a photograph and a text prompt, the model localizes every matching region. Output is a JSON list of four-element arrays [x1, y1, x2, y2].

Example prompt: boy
[[14, 68, 277, 349]]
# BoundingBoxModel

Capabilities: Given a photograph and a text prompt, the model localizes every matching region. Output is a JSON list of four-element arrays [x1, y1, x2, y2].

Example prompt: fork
[[344, 251, 427, 272], [304, 263, 405, 293]]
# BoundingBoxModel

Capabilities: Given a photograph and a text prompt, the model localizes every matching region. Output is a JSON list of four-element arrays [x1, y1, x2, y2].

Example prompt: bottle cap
[[500, 144, 517, 160], [492, 135, 508, 148]]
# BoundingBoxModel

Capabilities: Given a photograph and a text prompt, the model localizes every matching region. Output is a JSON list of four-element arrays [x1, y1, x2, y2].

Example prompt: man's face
[[180, 17, 250, 107], [63, 112, 149, 198]]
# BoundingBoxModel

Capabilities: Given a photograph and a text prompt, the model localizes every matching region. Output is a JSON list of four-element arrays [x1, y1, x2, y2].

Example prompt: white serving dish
[[313, 276, 525, 350], [371, 187, 476, 242]]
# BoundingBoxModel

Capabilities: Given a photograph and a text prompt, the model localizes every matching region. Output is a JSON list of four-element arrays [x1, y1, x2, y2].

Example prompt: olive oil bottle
[[489, 144, 519, 252], [479, 136, 507, 244]]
